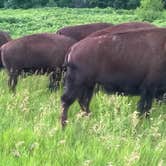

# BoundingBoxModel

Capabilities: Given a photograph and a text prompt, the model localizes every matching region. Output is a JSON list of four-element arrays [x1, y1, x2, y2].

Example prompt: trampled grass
[[0, 7, 165, 166]]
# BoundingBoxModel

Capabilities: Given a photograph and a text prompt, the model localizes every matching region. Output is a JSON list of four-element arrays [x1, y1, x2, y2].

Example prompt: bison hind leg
[[8, 69, 19, 93], [61, 84, 81, 127], [137, 88, 154, 117], [61, 67, 85, 127], [78, 85, 94, 116], [49, 67, 62, 91]]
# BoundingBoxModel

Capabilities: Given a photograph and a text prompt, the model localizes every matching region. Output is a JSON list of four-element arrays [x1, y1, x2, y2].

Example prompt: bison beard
[[61, 28, 166, 127]]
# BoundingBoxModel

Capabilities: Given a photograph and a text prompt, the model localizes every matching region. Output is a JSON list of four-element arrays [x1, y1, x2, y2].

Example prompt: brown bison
[[1, 33, 76, 92], [56, 22, 113, 41], [88, 21, 156, 37], [0, 31, 12, 67], [61, 27, 166, 127]]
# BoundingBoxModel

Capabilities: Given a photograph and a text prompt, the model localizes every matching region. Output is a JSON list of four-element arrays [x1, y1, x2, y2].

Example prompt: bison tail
[[63, 45, 78, 71], [62, 62, 76, 72], [56, 30, 61, 35], [0, 47, 4, 68], [62, 49, 70, 72], [0, 46, 7, 68]]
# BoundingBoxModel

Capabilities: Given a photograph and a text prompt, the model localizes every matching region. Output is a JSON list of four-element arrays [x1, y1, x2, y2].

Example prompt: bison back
[[66, 28, 166, 95], [1, 33, 76, 72], [56, 22, 113, 41], [88, 21, 156, 38]]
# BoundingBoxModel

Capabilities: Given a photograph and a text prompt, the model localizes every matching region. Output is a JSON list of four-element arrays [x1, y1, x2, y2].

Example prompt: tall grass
[[0, 7, 165, 166]]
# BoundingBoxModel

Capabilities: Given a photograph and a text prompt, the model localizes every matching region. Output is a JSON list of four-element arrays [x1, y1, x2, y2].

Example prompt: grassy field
[[0, 7, 166, 166]]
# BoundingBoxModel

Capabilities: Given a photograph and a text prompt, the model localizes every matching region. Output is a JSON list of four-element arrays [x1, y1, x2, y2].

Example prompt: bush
[[127, 0, 140, 9], [136, 0, 164, 21], [4, 0, 48, 9], [1, 0, 141, 9], [46, 0, 57, 7]]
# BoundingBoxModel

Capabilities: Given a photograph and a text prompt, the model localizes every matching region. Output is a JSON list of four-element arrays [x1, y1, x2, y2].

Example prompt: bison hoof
[[61, 120, 69, 128], [76, 111, 91, 119], [48, 85, 58, 92], [138, 111, 150, 119]]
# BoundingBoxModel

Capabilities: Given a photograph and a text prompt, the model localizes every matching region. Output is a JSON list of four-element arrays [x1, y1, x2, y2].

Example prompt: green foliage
[[0, 7, 166, 165], [0, 0, 4, 7], [136, 0, 164, 21], [58, 0, 72, 7], [0, 0, 141, 9], [46, 0, 57, 7], [3, 0, 48, 8], [127, 0, 140, 9]]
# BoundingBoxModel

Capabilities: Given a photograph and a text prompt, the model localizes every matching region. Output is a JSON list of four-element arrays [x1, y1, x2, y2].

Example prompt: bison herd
[[0, 21, 165, 127]]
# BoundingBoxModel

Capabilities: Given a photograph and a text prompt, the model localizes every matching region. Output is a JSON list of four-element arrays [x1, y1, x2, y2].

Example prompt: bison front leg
[[49, 68, 62, 91]]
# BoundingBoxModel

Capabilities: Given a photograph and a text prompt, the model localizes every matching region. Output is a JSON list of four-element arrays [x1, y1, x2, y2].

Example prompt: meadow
[[0, 7, 165, 166]]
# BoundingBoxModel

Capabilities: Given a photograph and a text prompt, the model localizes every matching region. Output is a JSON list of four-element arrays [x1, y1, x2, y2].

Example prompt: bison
[[56, 22, 113, 41], [61, 27, 166, 127], [1, 33, 76, 92], [88, 21, 156, 38], [0, 31, 12, 68]]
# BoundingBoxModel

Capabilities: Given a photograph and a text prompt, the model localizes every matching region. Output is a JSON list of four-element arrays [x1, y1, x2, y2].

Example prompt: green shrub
[[136, 0, 164, 21], [46, 0, 57, 7], [4, 0, 48, 9], [1, 0, 141, 9]]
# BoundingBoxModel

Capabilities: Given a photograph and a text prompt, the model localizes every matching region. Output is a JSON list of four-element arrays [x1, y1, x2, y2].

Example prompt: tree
[[136, 0, 164, 21]]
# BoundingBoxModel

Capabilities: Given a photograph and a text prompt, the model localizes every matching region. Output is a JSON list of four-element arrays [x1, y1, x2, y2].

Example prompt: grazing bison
[[0, 31, 12, 67], [61, 27, 166, 127], [88, 21, 156, 37], [1, 33, 76, 92], [56, 22, 113, 41]]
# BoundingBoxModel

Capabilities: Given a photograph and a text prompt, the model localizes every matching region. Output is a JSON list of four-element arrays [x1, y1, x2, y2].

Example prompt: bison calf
[[1, 33, 76, 92], [61, 27, 166, 127], [56, 22, 113, 41]]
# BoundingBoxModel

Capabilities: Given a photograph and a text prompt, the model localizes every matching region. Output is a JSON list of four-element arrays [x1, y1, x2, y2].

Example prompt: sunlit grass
[[0, 69, 165, 166]]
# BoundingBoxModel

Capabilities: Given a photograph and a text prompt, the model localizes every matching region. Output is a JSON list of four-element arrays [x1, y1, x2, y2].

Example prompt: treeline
[[0, 0, 166, 9], [0, 0, 140, 9]]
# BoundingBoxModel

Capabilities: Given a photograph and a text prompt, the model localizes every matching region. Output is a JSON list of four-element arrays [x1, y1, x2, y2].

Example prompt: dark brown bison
[[0, 31, 12, 67], [61, 27, 166, 127], [88, 22, 157, 92], [88, 22, 156, 38], [56, 22, 113, 41], [1, 33, 76, 92]]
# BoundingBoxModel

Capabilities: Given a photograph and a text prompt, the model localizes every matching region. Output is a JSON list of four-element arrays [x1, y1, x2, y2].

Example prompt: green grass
[[0, 7, 166, 166]]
